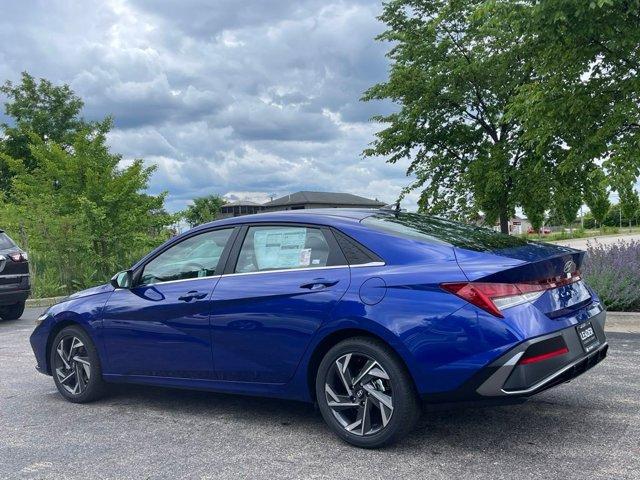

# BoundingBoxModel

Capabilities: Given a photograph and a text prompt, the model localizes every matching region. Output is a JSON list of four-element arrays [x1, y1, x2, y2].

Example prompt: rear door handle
[[299, 279, 339, 290], [178, 290, 208, 302]]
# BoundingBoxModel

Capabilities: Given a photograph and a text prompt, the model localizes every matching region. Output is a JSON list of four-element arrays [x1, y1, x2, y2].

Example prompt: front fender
[[30, 292, 112, 375]]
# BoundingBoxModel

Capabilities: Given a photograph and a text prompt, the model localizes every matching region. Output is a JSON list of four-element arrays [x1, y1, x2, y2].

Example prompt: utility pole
[[620, 205, 622, 229]]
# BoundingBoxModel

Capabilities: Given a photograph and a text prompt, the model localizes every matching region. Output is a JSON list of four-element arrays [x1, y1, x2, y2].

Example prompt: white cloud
[[0, 0, 417, 211]]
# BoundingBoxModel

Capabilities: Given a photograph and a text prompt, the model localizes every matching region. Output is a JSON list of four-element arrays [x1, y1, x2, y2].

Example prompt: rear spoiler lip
[[453, 246, 585, 284], [476, 250, 585, 284]]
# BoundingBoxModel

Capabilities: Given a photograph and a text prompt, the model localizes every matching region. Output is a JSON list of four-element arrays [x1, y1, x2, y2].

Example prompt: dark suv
[[0, 229, 30, 320]]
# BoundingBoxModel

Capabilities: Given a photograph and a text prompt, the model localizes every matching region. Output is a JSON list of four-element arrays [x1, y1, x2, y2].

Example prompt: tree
[[0, 72, 87, 192], [619, 185, 640, 230], [0, 75, 175, 296], [512, 1, 640, 197], [517, 158, 554, 232], [364, 1, 639, 233], [0, 120, 175, 295], [552, 184, 582, 232], [182, 195, 226, 227], [363, 1, 556, 233], [584, 169, 611, 229]]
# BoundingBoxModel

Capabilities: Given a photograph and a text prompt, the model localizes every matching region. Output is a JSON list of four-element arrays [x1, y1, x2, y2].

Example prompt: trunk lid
[[454, 243, 591, 318], [358, 212, 593, 319]]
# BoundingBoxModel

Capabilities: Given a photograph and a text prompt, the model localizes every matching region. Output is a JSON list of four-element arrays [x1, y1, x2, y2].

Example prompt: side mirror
[[110, 270, 133, 289]]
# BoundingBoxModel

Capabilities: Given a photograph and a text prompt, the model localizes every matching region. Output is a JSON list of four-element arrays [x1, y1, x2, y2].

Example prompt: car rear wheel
[[50, 326, 107, 403], [0, 301, 25, 321], [315, 336, 421, 448]]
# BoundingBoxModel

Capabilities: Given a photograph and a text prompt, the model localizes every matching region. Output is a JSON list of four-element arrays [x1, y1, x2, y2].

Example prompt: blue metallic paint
[[30, 209, 604, 404], [210, 266, 350, 383], [101, 277, 221, 378]]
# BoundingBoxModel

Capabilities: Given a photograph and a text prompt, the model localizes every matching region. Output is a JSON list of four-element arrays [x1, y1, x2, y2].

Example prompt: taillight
[[519, 347, 569, 365], [441, 272, 581, 318], [8, 252, 28, 262]]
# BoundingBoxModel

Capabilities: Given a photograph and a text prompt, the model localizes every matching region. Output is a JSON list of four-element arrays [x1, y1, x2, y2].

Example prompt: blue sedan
[[30, 209, 607, 447]]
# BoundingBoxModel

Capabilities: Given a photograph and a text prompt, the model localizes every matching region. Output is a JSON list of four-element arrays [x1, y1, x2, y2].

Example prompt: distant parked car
[[30, 210, 607, 448], [528, 226, 552, 235], [0, 229, 30, 320]]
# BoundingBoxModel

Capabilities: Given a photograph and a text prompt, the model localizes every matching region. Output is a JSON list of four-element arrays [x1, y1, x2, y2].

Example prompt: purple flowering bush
[[582, 240, 640, 312]]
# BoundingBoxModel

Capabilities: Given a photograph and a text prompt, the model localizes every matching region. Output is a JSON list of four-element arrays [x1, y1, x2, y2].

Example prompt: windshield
[[0, 232, 16, 250], [362, 213, 531, 252]]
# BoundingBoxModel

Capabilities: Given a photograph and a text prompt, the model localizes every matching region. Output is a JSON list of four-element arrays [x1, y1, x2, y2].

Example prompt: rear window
[[0, 232, 16, 250], [362, 213, 530, 252]]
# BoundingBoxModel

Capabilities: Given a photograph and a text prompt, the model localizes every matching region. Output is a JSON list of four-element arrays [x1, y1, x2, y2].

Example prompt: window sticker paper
[[253, 228, 307, 270]]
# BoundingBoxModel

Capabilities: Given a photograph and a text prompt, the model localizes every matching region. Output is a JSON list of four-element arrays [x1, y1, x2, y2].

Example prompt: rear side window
[[0, 232, 16, 250], [362, 213, 530, 252], [235, 226, 331, 273]]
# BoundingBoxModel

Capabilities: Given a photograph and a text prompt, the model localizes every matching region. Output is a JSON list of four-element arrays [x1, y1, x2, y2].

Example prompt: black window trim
[[330, 227, 385, 265]]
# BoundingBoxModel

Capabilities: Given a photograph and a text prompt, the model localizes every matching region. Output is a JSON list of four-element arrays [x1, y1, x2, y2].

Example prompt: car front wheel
[[315, 336, 420, 448], [50, 326, 107, 403]]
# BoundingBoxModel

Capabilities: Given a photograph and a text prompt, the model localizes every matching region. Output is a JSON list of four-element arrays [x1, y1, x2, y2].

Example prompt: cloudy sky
[[0, 0, 419, 212]]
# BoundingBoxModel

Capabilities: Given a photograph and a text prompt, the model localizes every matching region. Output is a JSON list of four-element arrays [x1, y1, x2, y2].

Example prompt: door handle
[[299, 279, 339, 290], [178, 290, 208, 302]]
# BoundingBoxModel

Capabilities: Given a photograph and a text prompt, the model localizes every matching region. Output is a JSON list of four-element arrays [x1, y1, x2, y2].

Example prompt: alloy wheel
[[324, 353, 394, 436], [53, 336, 91, 395]]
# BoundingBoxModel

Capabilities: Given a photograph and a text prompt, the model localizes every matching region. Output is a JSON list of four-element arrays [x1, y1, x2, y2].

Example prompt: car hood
[[66, 283, 114, 300], [44, 283, 115, 318]]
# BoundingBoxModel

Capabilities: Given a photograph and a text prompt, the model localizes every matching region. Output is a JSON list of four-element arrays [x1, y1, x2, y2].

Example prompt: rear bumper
[[0, 288, 30, 306], [475, 310, 607, 398]]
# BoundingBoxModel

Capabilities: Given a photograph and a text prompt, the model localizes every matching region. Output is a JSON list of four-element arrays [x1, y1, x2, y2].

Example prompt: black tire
[[50, 325, 107, 403], [315, 336, 421, 448], [0, 301, 25, 321]]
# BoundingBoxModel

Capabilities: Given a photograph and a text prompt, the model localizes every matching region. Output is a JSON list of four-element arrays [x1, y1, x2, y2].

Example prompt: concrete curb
[[26, 296, 66, 308], [605, 311, 640, 333], [605, 311, 640, 318]]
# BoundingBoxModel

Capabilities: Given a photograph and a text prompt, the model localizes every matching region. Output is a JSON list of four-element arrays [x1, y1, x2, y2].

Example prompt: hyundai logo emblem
[[563, 260, 576, 274]]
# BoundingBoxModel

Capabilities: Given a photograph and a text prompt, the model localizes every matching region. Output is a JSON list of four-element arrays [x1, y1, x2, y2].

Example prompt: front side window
[[235, 226, 330, 273], [141, 229, 233, 285]]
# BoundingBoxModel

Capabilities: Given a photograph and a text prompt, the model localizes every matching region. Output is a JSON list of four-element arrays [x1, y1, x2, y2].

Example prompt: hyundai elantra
[[30, 209, 607, 447]]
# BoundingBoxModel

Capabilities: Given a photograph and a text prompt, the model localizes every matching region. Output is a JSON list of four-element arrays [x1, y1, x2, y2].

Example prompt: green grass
[[521, 226, 640, 242]]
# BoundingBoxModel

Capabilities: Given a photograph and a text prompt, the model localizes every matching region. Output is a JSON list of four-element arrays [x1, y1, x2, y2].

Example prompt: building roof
[[264, 191, 385, 207], [221, 200, 262, 207], [196, 208, 382, 231]]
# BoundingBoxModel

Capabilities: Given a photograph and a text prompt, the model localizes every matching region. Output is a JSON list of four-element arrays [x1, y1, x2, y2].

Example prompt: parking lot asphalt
[[1, 308, 639, 480]]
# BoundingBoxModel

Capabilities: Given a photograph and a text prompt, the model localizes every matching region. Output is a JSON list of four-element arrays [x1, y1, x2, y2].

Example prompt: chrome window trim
[[228, 265, 349, 278], [131, 261, 386, 287], [226, 261, 386, 278], [351, 261, 385, 268]]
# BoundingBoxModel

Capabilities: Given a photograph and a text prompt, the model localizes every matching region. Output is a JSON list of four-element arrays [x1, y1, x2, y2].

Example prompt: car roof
[[193, 208, 386, 231]]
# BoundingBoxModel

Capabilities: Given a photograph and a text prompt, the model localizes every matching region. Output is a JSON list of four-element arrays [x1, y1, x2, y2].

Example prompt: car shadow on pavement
[[105, 383, 321, 424], [97, 382, 590, 453]]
